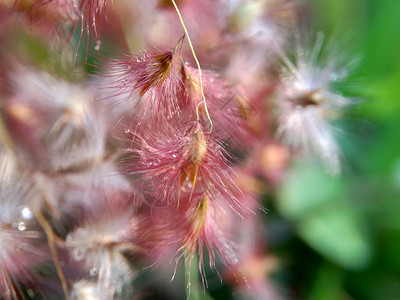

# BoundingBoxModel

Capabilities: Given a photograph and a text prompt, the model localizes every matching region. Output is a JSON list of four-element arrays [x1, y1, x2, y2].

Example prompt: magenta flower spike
[[182, 65, 253, 145], [177, 195, 240, 274], [104, 49, 183, 122], [128, 120, 255, 216]]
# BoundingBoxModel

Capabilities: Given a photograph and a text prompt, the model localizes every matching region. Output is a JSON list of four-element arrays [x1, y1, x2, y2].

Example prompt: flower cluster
[[0, 0, 356, 299]]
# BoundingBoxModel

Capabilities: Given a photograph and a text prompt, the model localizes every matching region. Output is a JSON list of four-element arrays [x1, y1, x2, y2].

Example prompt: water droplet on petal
[[94, 40, 101, 51], [153, 158, 160, 166], [181, 179, 193, 192], [125, 129, 131, 134], [172, 153, 177, 158], [21, 207, 33, 219], [18, 221, 26, 231], [136, 56, 145, 63]]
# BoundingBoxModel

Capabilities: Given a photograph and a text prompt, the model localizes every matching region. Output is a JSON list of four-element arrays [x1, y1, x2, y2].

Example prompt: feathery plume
[[275, 33, 351, 174], [128, 120, 254, 215], [104, 49, 182, 122], [4, 68, 106, 172], [65, 190, 141, 299]]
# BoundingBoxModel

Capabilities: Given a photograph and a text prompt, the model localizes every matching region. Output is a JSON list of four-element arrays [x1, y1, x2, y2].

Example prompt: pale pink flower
[[182, 65, 254, 146], [177, 195, 240, 274], [104, 49, 183, 122]]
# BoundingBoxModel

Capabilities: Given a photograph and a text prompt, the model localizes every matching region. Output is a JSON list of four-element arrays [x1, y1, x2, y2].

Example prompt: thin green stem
[[170, 0, 213, 132]]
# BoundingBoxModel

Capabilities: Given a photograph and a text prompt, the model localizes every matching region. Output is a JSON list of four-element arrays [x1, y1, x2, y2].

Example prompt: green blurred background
[[267, 0, 400, 299]]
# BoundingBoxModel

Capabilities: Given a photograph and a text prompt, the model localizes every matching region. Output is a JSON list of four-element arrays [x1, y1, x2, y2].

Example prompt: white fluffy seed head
[[275, 33, 352, 174], [8, 68, 106, 172], [66, 204, 137, 299]]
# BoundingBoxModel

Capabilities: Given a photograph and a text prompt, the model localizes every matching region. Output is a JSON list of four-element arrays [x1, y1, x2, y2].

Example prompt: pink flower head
[[128, 120, 255, 216], [104, 49, 182, 122], [182, 65, 253, 145], [177, 195, 240, 275], [143, 193, 242, 284]]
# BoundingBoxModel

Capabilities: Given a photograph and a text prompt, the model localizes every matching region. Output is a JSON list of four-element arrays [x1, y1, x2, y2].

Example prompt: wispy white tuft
[[275, 32, 352, 174], [9, 68, 106, 172], [66, 201, 137, 300]]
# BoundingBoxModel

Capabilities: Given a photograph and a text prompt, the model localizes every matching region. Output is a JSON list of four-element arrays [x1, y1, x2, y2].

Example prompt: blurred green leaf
[[277, 162, 372, 270], [277, 161, 345, 220], [308, 264, 344, 300], [298, 205, 371, 270]]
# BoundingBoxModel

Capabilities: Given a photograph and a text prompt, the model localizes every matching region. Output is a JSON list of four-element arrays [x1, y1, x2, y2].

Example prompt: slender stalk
[[35, 208, 71, 300], [0, 109, 17, 159], [170, 0, 213, 132]]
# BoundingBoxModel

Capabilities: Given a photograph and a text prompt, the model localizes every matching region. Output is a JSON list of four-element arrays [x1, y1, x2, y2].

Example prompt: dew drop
[[136, 56, 145, 63], [172, 153, 177, 158], [125, 129, 131, 134], [18, 221, 26, 231], [21, 207, 33, 219], [94, 40, 102, 51], [181, 179, 193, 192], [153, 158, 160, 166]]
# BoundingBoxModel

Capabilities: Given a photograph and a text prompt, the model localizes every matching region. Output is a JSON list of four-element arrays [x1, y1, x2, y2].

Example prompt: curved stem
[[170, 0, 213, 132], [35, 209, 70, 300]]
